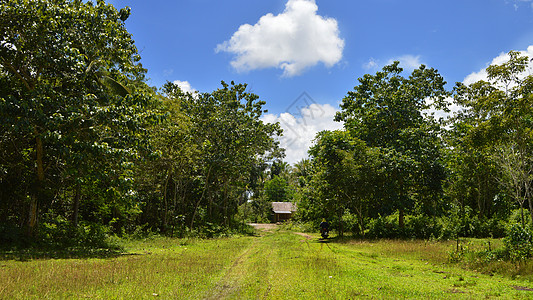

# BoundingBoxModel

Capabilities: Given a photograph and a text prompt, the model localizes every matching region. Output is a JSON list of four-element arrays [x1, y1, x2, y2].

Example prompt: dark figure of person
[[319, 218, 329, 238]]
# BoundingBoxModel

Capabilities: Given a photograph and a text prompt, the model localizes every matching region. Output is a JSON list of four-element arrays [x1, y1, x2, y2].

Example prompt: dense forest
[[1, 0, 532, 249]]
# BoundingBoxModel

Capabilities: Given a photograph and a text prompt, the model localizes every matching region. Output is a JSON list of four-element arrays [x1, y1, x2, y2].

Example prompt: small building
[[271, 202, 297, 223]]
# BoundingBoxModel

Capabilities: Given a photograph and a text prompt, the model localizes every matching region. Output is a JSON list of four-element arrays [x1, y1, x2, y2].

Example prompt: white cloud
[[463, 45, 533, 85], [387, 55, 423, 71], [173, 80, 197, 94], [509, 0, 533, 10], [439, 45, 533, 122], [262, 103, 343, 164], [363, 57, 378, 70], [423, 97, 463, 124], [216, 0, 344, 77], [363, 55, 423, 71]]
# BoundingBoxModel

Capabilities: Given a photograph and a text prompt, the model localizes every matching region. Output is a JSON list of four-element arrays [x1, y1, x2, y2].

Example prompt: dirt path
[[250, 223, 314, 240], [206, 238, 259, 300], [248, 223, 278, 231]]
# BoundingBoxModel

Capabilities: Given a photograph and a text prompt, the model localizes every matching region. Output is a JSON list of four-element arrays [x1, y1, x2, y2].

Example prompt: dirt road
[[247, 223, 278, 231]]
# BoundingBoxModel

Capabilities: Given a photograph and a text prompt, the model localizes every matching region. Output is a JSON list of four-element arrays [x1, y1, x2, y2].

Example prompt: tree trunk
[[338, 208, 344, 237], [190, 167, 212, 230], [223, 180, 228, 227], [527, 194, 533, 227], [27, 196, 39, 237], [27, 132, 45, 237], [399, 208, 405, 228], [163, 170, 170, 231], [72, 183, 81, 227]]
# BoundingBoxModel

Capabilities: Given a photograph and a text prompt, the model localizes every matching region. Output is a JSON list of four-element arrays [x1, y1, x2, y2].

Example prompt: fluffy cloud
[[463, 45, 533, 85], [216, 0, 344, 77], [173, 80, 197, 94], [387, 55, 423, 71], [262, 103, 343, 164], [362, 57, 378, 70]]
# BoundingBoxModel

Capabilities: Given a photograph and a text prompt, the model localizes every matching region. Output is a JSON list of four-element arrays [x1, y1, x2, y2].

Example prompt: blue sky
[[108, 0, 533, 163]]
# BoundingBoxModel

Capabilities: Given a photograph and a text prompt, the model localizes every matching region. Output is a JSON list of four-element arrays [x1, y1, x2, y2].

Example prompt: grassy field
[[2, 228, 533, 299]]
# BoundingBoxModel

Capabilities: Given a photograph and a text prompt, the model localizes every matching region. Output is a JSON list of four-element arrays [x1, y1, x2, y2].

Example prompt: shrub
[[404, 214, 441, 239], [503, 224, 533, 261], [366, 213, 400, 239], [508, 208, 532, 228]]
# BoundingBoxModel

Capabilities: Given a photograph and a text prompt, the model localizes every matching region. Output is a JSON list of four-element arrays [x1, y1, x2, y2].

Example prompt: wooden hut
[[271, 202, 297, 223]]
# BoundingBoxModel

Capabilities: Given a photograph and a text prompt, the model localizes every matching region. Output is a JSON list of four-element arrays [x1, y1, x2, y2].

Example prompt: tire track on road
[[205, 237, 260, 299]]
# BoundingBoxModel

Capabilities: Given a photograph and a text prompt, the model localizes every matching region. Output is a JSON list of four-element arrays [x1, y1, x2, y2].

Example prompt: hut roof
[[271, 202, 297, 214]]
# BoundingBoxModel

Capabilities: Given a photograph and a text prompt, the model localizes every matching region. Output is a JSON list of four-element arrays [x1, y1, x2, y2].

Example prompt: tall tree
[[451, 51, 533, 224], [161, 81, 283, 230], [335, 62, 449, 227], [0, 0, 156, 238], [308, 130, 380, 236]]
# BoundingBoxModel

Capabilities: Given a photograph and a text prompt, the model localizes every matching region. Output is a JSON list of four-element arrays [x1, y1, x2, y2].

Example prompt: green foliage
[[264, 175, 293, 203], [366, 214, 401, 239], [334, 62, 448, 229], [448, 224, 533, 265], [307, 130, 381, 236], [0, 0, 158, 243], [449, 50, 533, 225], [38, 216, 111, 249], [503, 224, 533, 261], [365, 212, 441, 239], [147, 81, 282, 231], [509, 208, 532, 227]]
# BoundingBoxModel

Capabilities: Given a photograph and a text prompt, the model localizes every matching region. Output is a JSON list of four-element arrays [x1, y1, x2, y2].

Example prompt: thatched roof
[[271, 202, 297, 214]]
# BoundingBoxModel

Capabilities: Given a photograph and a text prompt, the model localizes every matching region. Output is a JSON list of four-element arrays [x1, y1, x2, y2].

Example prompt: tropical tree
[[335, 62, 449, 227], [308, 130, 380, 236], [160, 81, 283, 230], [0, 0, 157, 239], [450, 51, 533, 225]]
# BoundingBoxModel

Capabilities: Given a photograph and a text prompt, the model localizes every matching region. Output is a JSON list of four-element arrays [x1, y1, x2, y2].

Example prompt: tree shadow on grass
[[316, 235, 351, 244], [0, 245, 125, 261]]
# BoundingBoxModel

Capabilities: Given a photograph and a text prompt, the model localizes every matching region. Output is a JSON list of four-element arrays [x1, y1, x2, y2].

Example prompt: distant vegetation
[[1, 0, 533, 262]]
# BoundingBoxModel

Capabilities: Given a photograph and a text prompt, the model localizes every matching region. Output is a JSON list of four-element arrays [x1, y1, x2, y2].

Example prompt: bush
[[38, 216, 112, 249], [341, 210, 360, 236], [508, 208, 532, 227], [365, 212, 441, 239], [0, 223, 24, 247], [437, 205, 506, 239], [503, 224, 533, 261], [366, 213, 400, 239], [404, 214, 441, 239]]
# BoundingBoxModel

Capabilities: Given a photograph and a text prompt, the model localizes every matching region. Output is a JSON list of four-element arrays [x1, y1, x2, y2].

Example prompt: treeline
[[280, 53, 533, 240], [0, 0, 282, 247]]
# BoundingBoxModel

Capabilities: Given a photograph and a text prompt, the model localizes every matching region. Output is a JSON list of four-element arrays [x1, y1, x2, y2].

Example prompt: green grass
[[2, 230, 533, 299]]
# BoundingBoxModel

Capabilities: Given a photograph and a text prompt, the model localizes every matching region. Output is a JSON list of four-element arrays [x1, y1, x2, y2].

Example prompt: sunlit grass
[[0, 236, 253, 299], [2, 231, 533, 299]]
